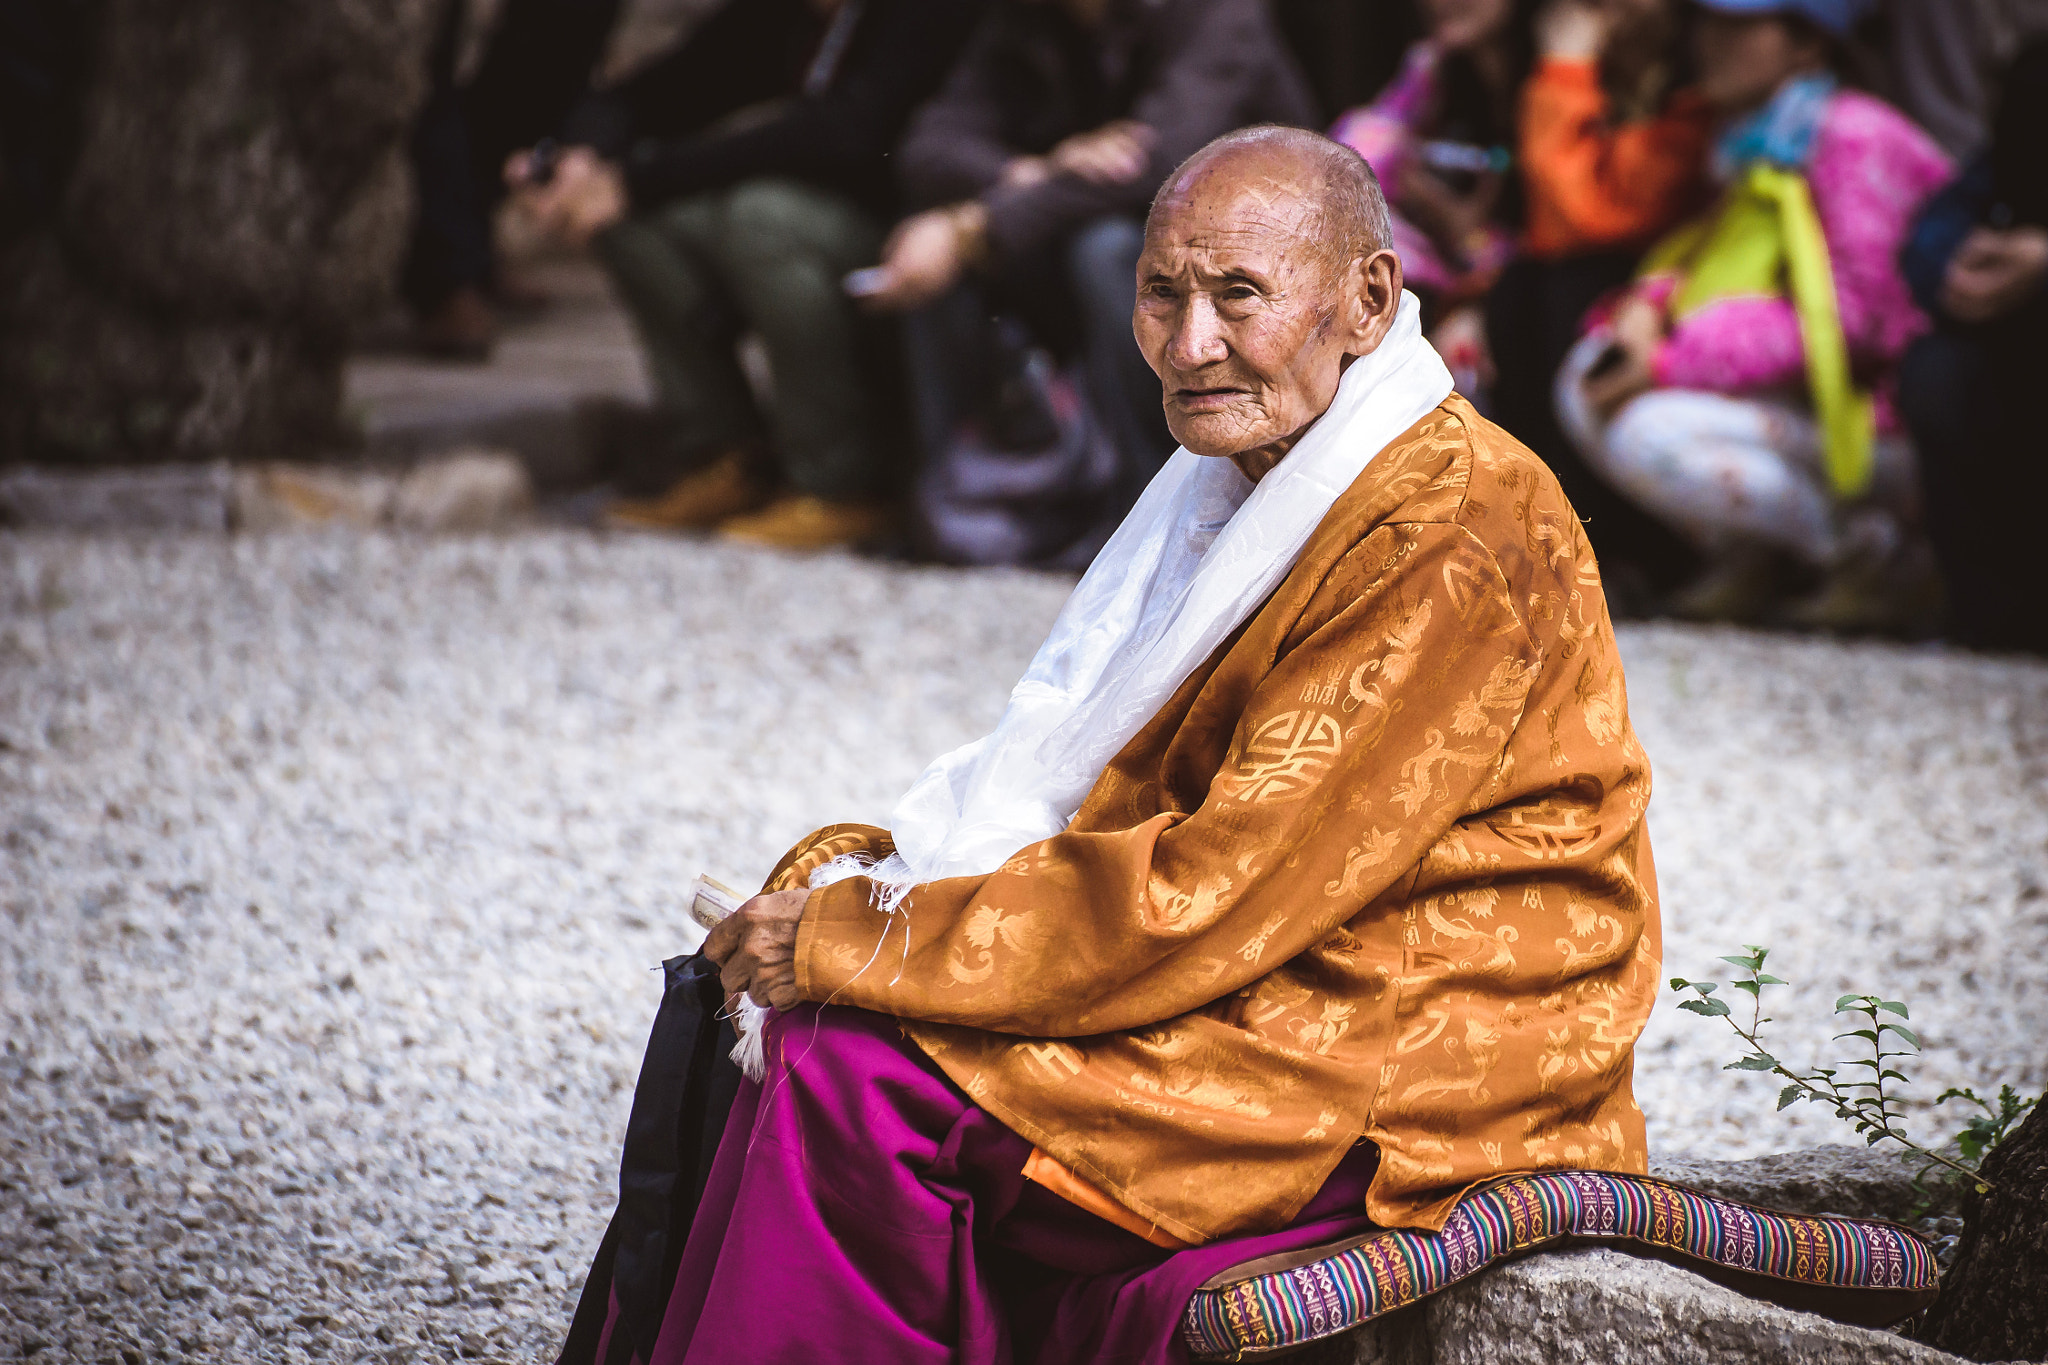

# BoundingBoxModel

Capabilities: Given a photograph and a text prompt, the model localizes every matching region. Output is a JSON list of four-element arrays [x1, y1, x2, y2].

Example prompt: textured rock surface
[[1921, 1101, 2048, 1361], [1293, 1249, 1969, 1365], [0, 0, 438, 464], [1650, 1145, 1960, 1222], [0, 463, 234, 531], [1421, 1249, 1960, 1365], [1, 533, 2043, 1361]]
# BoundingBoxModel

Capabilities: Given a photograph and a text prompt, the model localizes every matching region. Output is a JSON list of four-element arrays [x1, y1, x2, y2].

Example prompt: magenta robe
[[581, 1004, 1382, 1364]]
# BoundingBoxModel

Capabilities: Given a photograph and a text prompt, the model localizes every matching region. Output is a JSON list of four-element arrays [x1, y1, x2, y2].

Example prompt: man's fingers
[[746, 971, 787, 1009], [862, 272, 937, 312], [703, 912, 740, 964], [747, 963, 798, 1010]]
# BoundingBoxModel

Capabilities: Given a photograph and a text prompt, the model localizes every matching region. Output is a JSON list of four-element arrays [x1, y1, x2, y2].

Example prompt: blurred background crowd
[[3, 0, 2045, 650]]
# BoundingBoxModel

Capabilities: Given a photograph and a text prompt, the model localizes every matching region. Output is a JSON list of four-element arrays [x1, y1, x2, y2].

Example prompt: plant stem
[[1722, 1012, 1990, 1190]]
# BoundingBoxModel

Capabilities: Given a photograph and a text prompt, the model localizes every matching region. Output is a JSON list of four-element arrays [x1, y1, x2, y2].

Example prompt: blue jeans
[[1065, 216, 1175, 500]]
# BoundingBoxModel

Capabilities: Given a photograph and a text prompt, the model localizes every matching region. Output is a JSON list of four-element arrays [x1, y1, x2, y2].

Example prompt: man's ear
[[1348, 249, 1403, 354]]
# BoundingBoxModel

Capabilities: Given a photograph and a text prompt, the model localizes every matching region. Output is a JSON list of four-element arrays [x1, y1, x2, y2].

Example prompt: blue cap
[[1690, 0, 1874, 38]]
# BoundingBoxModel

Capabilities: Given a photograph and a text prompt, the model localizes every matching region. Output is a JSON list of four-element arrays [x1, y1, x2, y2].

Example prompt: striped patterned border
[[1181, 1170, 1939, 1359]]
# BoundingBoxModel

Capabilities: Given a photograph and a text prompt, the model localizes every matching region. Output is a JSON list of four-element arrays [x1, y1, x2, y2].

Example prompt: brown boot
[[717, 494, 894, 550], [1665, 544, 1786, 625], [604, 452, 768, 531], [1781, 540, 1944, 638], [415, 286, 496, 361]]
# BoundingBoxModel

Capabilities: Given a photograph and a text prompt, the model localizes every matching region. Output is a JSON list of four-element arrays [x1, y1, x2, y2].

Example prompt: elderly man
[[567, 125, 1659, 1365]]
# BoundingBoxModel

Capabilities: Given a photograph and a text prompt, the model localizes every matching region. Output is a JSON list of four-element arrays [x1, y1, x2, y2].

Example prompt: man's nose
[[1165, 295, 1229, 372]]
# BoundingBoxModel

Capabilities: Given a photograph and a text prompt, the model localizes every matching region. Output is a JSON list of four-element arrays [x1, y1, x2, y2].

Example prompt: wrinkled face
[[1134, 164, 1356, 461], [1425, 0, 1516, 51], [1693, 11, 1824, 111]]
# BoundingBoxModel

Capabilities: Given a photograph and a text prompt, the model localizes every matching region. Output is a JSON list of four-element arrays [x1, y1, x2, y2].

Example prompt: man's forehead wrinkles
[[1154, 201, 1313, 250], [1144, 241, 1285, 271], [1145, 221, 1320, 271], [1154, 205, 1311, 243]]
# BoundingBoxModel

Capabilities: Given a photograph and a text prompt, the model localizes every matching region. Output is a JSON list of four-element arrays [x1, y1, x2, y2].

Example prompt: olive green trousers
[[598, 178, 887, 498]]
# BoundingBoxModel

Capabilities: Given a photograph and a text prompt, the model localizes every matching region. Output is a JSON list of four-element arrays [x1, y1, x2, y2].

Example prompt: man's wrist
[[790, 885, 822, 1000]]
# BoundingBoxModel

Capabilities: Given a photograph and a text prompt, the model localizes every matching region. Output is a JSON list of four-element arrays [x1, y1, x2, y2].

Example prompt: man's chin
[[1167, 413, 1266, 461]]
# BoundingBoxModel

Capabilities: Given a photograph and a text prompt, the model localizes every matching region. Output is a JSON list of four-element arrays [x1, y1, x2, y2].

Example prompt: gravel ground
[[3, 530, 2044, 1364]]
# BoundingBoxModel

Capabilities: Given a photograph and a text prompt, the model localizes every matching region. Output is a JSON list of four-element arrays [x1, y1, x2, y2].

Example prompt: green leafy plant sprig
[[1935, 1084, 2037, 1168], [1670, 945, 2000, 1193]]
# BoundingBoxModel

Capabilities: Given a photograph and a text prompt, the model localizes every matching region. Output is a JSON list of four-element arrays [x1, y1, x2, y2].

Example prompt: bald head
[[1132, 125, 1404, 473], [1147, 126, 1392, 282]]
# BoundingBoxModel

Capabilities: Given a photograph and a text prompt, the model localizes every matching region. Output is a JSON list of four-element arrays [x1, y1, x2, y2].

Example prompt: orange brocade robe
[[770, 396, 1661, 1247]]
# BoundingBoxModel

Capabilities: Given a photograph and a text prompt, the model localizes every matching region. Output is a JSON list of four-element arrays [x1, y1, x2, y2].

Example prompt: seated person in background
[[1871, 0, 2048, 160], [1486, 0, 1711, 606], [404, 0, 626, 358], [1554, 0, 1951, 631], [1897, 37, 2048, 655], [1328, 0, 1537, 395], [858, 0, 1316, 558], [511, 0, 980, 550], [575, 127, 1662, 1363]]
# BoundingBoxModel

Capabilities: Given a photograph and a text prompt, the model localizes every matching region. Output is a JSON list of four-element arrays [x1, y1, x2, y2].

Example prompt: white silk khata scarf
[[820, 290, 1453, 902]]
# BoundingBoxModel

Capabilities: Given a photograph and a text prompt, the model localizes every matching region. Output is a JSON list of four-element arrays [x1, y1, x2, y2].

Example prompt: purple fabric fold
[[620, 1003, 1380, 1365]]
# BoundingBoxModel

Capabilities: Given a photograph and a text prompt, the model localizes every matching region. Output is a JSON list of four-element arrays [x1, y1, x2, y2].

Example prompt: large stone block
[[1650, 1145, 1963, 1221], [1286, 1249, 1966, 1365], [1422, 1249, 1960, 1365]]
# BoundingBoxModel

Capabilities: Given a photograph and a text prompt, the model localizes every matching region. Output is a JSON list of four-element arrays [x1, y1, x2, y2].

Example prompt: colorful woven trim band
[[1181, 1169, 1940, 1360]]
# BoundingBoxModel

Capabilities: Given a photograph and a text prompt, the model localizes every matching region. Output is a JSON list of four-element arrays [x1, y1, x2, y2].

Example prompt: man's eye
[[1220, 285, 1258, 302]]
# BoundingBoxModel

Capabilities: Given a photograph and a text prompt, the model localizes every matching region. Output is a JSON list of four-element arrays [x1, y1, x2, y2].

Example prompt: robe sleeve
[[761, 823, 894, 894], [795, 521, 1543, 1037]]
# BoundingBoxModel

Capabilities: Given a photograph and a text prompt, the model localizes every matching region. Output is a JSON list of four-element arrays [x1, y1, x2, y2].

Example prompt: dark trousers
[[1065, 216, 1176, 500], [907, 215, 1173, 509], [1899, 324, 2048, 654], [597, 178, 892, 499], [402, 0, 622, 313], [1486, 252, 1698, 596]]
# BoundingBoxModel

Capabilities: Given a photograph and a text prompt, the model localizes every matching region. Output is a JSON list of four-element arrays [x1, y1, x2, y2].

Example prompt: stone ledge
[[1650, 1145, 1962, 1222], [0, 453, 534, 533], [0, 462, 234, 531], [1282, 1249, 1961, 1365], [1421, 1249, 1956, 1365]]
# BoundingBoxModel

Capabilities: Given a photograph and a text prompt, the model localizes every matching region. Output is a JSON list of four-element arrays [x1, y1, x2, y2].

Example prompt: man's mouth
[[1171, 386, 1248, 412]]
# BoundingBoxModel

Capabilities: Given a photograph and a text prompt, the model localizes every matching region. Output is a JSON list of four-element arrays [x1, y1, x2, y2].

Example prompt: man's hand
[[1048, 120, 1156, 186], [858, 203, 986, 311], [506, 144, 627, 250], [703, 888, 809, 1011], [999, 155, 1053, 190], [1583, 291, 1665, 417], [1942, 225, 2048, 323]]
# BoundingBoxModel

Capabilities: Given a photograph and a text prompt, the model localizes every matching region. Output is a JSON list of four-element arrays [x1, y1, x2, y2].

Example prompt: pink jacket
[[1648, 91, 1952, 407]]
